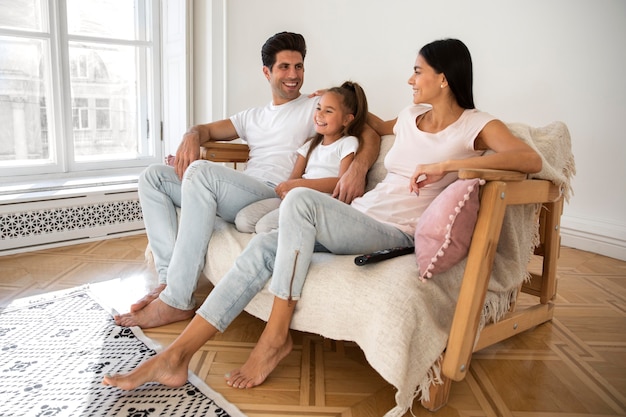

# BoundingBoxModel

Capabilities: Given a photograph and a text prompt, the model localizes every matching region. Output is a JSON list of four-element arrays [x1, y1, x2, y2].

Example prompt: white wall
[[194, 0, 626, 260]]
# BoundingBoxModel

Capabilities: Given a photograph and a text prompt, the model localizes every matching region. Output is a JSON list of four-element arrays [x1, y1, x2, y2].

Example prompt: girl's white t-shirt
[[297, 136, 359, 180], [350, 104, 495, 235]]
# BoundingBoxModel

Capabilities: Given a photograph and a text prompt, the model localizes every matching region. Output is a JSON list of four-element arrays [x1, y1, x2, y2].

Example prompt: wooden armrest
[[459, 168, 562, 203], [502, 180, 562, 204], [442, 176, 562, 382], [200, 142, 250, 163], [458, 168, 527, 181], [442, 180, 509, 381]]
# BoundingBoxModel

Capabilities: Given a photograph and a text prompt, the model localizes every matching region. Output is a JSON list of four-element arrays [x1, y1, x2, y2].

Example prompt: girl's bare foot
[[114, 298, 195, 329], [130, 284, 167, 312], [225, 332, 293, 389], [102, 350, 189, 390]]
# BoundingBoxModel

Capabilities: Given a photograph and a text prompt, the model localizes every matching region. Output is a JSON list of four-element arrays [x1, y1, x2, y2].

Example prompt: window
[[0, 0, 161, 178]]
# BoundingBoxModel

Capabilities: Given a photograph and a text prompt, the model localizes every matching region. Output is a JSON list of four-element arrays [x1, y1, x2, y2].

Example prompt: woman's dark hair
[[306, 81, 368, 160], [419, 39, 475, 109], [261, 32, 307, 70]]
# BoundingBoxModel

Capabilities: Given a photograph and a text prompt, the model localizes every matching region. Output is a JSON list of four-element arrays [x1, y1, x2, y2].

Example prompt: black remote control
[[354, 246, 414, 266]]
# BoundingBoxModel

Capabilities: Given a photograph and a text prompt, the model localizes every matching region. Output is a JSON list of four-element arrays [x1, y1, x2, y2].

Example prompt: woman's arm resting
[[367, 112, 397, 136], [472, 120, 542, 174], [409, 120, 542, 194]]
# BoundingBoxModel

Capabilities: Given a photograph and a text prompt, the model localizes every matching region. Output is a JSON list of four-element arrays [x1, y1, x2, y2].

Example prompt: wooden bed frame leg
[[421, 376, 452, 412]]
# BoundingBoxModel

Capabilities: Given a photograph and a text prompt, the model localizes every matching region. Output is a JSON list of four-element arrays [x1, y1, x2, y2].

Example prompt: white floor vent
[[0, 190, 144, 255]]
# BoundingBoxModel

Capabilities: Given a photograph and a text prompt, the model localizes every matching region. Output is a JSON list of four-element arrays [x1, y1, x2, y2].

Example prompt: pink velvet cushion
[[415, 178, 484, 280]]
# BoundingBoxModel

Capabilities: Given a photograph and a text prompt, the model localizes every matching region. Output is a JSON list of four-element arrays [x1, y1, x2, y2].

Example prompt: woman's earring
[[440, 84, 444, 88]]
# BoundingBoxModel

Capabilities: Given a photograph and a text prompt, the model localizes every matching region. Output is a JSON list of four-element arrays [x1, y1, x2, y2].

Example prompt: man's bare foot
[[102, 350, 189, 390], [114, 298, 195, 329], [130, 284, 167, 312], [225, 332, 293, 389]]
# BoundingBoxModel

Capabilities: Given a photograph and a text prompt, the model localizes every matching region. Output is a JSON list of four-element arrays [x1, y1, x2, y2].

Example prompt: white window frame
[[161, 0, 192, 157], [0, 0, 163, 182]]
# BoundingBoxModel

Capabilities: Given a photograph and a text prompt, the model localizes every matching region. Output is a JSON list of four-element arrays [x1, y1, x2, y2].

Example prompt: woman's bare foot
[[225, 332, 293, 389], [102, 350, 189, 390], [114, 298, 195, 329], [130, 284, 167, 312], [106, 314, 220, 391]]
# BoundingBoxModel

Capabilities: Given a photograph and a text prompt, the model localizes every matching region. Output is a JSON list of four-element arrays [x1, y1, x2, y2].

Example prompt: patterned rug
[[0, 287, 245, 417]]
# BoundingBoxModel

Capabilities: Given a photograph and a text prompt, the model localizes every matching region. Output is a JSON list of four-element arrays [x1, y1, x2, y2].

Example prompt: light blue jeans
[[138, 160, 277, 311], [196, 187, 414, 332]]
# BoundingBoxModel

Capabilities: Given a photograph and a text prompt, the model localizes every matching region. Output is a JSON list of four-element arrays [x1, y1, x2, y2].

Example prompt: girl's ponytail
[[339, 81, 368, 138]]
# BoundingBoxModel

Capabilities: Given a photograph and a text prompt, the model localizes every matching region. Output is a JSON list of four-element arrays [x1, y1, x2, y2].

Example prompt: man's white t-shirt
[[297, 136, 359, 181], [229, 94, 319, 185]]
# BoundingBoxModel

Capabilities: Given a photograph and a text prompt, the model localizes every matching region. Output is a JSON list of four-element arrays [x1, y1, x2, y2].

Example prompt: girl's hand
[[275, 180, 299, 199], [409, 163, 446, 194]]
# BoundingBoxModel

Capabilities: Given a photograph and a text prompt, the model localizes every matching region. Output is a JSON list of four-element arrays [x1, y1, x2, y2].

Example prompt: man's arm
[[174, 119, 239, 179], [332, 123, 381, 203]]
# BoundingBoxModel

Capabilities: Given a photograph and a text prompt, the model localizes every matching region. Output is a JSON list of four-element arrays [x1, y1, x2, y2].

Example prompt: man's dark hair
[[261, 32, 307, 70]]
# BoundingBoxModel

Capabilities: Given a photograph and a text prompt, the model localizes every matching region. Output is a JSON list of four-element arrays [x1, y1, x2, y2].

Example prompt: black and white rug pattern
[[0, 288, 245, 417]]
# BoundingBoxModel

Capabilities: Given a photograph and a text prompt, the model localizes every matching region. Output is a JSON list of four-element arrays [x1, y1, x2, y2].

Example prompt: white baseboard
[[560, 214, 626, 261]]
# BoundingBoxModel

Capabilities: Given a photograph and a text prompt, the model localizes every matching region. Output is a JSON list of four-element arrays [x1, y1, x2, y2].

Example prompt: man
[[115, 31, 380, 329]]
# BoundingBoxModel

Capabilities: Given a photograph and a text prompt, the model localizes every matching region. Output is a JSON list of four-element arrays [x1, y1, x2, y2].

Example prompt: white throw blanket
[[202, 121, 575, 417]]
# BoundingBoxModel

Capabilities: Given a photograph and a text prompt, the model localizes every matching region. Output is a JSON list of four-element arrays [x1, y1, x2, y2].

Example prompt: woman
[[103, 38, 541, 391]]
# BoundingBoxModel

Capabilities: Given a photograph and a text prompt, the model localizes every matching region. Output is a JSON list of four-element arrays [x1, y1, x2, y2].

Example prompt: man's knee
[[139, 163, 160, 185], [183, 160, 226, 179], [139, 163, 173, 191], [184, 160, 243, 191]]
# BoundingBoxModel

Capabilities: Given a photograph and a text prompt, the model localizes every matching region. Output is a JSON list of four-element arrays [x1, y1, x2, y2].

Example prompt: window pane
[[96, 99, 110, 130], [0, 0, 44, 32], [69, 42, 140, 161], [66, 0, 142, 41], [72, 108, 80, 129], [0, 36, 53, 164]]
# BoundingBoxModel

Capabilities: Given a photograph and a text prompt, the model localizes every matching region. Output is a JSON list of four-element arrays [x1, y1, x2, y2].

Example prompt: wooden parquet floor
[[1, 234, 625, 417]]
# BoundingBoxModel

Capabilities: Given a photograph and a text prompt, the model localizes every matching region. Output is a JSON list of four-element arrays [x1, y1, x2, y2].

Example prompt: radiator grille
[[1, 200, 142, 239], [0, 192, 144, 253]]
